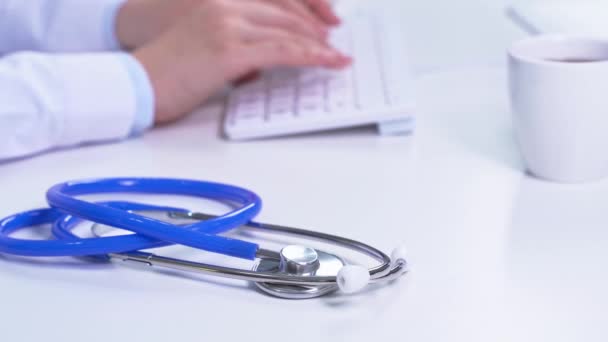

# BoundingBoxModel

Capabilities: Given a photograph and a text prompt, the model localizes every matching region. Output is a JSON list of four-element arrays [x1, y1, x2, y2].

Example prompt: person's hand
[[116, 0, 341, 50], [132, 0, 351, 125]]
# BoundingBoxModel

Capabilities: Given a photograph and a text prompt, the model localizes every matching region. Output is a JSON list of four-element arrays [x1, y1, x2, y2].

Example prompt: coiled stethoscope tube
[[0, 178, 409, 298], [46, 178, 262, 259]]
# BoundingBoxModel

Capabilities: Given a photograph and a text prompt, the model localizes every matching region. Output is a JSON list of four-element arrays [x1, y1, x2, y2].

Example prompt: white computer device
[[508, 1, 608, 35], [223, 1, 414, 140]]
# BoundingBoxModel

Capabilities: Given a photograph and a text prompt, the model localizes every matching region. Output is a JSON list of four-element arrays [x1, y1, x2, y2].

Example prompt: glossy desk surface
[[1, 1, 606, 341]]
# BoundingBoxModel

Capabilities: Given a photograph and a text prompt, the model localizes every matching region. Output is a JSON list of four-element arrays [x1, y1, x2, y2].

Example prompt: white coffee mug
[[509, 35, 608, 183]]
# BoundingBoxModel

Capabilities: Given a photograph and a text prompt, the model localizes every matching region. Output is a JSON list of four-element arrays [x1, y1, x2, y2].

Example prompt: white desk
[[1, 1, 606, 341]]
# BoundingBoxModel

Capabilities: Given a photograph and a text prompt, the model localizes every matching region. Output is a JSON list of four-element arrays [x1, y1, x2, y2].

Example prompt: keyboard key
[[269, 99, 294, 114], [298, 98, 324, 115]]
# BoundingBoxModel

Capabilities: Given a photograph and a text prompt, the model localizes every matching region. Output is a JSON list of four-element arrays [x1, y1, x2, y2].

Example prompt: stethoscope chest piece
[[253, 245, 345, 299]]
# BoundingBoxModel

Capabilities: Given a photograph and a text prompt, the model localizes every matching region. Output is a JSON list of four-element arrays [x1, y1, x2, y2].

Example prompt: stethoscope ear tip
[[391, 245, 408, 269], [337, 265, 371, 294]]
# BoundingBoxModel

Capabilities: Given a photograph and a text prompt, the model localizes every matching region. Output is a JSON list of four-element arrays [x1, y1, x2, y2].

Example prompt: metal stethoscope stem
[[109, 211, 408, 289]]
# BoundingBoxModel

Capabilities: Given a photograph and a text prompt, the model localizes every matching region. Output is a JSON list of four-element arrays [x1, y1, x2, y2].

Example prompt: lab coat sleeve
[[0, 0, 126, 53], [0, 51, 155, 161]]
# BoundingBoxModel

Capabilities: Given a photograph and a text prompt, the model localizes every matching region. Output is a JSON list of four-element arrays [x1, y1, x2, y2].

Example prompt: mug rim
[[508, 34, 608, 66]]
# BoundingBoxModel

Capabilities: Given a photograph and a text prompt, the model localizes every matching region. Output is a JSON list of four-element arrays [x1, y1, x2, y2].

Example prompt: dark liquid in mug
[[548, 58, 606, 63]]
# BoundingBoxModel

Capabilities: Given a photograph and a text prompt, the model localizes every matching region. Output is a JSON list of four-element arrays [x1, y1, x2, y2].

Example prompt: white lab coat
[[0, 0, 153, 161]]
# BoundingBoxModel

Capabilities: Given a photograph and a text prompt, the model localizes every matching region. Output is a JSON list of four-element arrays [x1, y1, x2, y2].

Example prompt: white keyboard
[[223, 4, 415, 140]]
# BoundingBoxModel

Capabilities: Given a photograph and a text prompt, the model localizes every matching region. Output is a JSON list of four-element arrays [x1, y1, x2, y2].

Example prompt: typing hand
[[117, 0, 341, 50], [132, 0, 351, 125]]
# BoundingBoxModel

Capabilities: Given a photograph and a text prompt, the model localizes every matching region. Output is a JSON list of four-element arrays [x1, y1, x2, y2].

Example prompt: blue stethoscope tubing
[[53, 201, 195, 261], [52, 201, 190, 254], [0, 203, 178, 259], [0, 178, 263, 260]]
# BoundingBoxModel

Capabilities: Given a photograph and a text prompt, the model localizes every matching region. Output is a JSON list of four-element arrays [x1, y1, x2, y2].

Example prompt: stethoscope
[[0, 178, 408, 299]]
